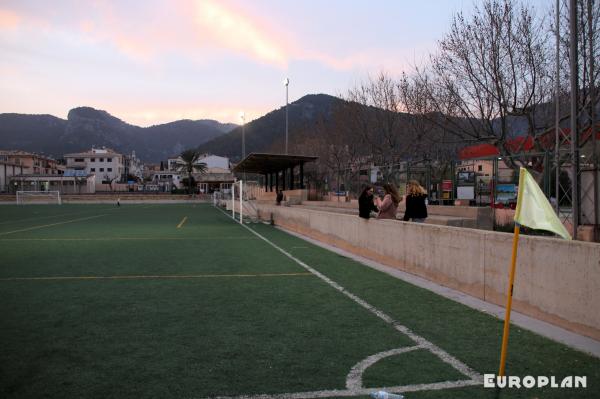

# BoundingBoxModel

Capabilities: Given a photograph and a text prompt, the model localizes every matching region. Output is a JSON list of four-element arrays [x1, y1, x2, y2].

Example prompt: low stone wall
[[300, 200, 493, 230], [255, 203, 600, 341]]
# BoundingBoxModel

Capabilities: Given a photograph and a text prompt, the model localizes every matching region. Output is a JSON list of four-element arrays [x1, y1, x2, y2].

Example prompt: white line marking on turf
[[177, 216, 188, 228], [345, 346, 421, 390], [210, 379, 481, 399], [0, 214, 108, 236], [0, 236, 259, 241], [213, 206, 482, 398], [0, 273, 313, 282]]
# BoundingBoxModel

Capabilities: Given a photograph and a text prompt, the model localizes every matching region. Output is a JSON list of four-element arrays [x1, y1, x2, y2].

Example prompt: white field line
[[0, 236, 259, 241], [345, 346, 421, 390], [213, 206, 482, 398], [210, 379, 481, 399], [0, 211, 91, 225], [177, 216, 188, 228], [0, 206, 119, 225], [0, 273, 313, 282], [0, 214, 108, 236]]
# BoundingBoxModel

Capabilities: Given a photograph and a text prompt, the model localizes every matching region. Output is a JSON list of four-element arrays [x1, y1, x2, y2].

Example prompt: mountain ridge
[[0, 107, 237, 162]]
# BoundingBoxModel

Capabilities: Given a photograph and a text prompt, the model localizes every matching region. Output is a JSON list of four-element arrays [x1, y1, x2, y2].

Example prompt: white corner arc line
[[345, 346, 421, 390], [213, 206, 482, 385]]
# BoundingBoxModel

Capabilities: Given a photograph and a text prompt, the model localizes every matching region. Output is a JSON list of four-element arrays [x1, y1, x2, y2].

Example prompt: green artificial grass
[[0, 203, 598, 399], [250, 223, 600, 399]]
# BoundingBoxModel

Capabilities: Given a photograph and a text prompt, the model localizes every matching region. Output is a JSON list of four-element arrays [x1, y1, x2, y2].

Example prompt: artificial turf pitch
[[0, 203, 598, 399]]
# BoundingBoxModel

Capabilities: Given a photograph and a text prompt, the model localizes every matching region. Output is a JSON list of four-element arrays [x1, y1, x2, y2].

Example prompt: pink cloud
[[0, 8, 21, 29], [113, 101, 269, 126], [192, 0, 289, 68]]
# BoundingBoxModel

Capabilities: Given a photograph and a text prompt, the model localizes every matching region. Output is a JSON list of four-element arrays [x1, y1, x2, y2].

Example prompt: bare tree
[[344, 72, 415, 182], [403, 0, 553, 172]]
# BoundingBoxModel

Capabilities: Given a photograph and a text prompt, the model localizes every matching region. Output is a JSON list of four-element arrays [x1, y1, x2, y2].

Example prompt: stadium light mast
[[284, 78, 289, 155], [240, 111, 246, 160], [240, 111, 246, 182]]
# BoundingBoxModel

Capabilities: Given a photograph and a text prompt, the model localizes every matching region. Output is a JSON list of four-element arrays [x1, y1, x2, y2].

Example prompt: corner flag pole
[[498, 223, 520, 376], [498, 167, 572, 377]]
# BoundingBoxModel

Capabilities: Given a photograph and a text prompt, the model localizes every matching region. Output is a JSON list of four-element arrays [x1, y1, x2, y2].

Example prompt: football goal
[[16, 190, 62, 205]]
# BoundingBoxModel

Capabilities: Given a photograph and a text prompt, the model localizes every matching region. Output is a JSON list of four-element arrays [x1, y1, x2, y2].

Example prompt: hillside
[[197, 94, 342, 161], [0, 108, 236, 162]]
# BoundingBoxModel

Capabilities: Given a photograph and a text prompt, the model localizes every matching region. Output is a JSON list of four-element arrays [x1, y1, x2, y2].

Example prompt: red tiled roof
[[458, 124, 600, 160]]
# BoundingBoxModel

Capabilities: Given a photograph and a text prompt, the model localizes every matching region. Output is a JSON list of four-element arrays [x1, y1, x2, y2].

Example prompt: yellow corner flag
[[514, 167, 571, 240]]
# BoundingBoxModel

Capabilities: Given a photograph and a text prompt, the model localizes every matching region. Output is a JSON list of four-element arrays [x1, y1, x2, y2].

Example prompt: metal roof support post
[[281, 170, 285, 192]]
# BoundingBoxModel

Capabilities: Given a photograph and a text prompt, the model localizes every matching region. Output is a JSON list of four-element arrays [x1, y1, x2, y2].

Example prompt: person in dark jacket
[[403, 180, 428, 222], [358, 185, 379, 219]]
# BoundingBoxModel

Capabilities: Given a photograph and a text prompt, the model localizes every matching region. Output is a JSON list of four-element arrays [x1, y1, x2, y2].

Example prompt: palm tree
[[175, 149, 207, 195]]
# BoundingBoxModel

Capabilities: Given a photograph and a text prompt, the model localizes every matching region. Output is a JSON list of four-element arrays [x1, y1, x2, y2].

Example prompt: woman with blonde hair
[[376, 183, 402, 220], [403, 180, 428, 222]]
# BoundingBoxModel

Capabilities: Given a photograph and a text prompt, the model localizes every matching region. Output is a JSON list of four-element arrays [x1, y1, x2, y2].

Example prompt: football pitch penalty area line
[[0, 214, 108, 236], [0, 272, 313, 282], [177, 216, 188, 228]]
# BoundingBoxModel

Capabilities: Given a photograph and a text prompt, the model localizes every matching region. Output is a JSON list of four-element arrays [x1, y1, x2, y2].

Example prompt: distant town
[[0, 148, 235, 195]]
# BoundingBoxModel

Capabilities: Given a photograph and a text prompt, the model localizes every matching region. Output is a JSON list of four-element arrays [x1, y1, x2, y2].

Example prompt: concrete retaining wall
[[299, 201, 493, 230], [255, 203, 600, 340]]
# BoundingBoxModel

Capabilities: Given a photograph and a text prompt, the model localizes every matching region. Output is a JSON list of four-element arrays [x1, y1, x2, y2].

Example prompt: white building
[[125, 150, 143, 181], [167, 154, 235, 194], [152, 173, 183, 191], [168, 154, 231, 172], [64, 148, 124, 190]]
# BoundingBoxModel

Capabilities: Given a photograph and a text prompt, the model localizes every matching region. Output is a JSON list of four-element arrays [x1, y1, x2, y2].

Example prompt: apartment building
[[64, 148, 124, 190], [0, 157, 24, 192], [0, 150, 64, 175]]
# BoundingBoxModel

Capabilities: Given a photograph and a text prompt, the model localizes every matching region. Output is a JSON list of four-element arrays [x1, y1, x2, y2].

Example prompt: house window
[[107, 168, 112, 172], [100, 168, 104, 172], [100, 158, 104, 162], [90, 168, 95, 172], [75, 158, 84, 162], [478, 165, 483, 172], [107, 158, 112, 162], [91, 158, 95, 162]]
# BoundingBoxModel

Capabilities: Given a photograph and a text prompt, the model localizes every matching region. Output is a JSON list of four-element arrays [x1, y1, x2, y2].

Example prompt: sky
[[0, 0, 552, 127]]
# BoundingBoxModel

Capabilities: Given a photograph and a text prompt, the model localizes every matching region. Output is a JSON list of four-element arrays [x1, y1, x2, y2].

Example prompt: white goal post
[[16, 190, 62, 205]]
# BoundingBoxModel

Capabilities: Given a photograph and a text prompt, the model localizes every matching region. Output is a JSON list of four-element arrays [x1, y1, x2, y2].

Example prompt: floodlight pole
[[239, 180, 243, 224], [241, 112, 246, 161], [241, 112, 246, 181], [284, 78, 289, 155]]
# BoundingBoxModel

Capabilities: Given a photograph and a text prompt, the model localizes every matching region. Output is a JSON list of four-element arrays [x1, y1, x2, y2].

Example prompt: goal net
[[16, 191, 62, 205], [212, 182, 260, 223]]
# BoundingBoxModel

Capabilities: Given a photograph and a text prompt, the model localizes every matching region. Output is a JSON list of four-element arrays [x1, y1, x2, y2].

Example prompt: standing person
[[376, 183, 402, 220], [403, 180, 428, 223], [276, 190, 283, 206], [358, 185, 379, 219]]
